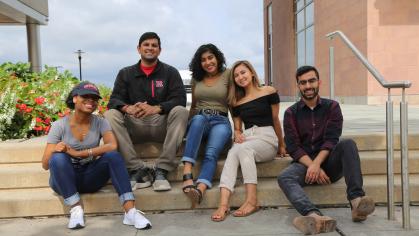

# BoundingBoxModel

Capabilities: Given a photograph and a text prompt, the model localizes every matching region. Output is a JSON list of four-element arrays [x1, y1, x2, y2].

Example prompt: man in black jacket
[[105, 32, 188, 192]]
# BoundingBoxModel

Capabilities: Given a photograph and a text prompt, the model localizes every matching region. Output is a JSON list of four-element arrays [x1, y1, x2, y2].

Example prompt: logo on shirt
[[155, 80, 164, 88]]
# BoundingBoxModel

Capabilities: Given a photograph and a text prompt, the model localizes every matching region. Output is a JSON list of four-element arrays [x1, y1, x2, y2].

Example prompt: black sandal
[[187, 186, 203, 209], [182, 173, 195, 193]]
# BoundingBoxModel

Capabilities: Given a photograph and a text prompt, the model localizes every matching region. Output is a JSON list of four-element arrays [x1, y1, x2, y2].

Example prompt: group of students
[[41, 32, 375, 235]]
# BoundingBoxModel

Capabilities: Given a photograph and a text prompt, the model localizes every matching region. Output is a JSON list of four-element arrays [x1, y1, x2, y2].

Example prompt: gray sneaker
[[152, 168, 171, 191], [130, 167, 152, 190]]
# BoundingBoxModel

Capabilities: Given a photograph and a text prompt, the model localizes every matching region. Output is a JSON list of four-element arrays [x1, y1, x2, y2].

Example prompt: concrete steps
[[2, 133, 419, 164], [1, 175, 419, 218], [2, 151, 419, 189], [1, 133, 419, 218]]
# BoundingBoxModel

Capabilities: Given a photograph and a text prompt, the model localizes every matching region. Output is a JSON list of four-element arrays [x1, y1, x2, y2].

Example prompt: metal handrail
[[326, 30, 411, 229], [326, 31, 411, 89]]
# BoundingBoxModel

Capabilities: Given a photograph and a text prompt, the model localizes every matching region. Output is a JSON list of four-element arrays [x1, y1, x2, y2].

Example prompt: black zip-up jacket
[[107, 60, 186, 114]]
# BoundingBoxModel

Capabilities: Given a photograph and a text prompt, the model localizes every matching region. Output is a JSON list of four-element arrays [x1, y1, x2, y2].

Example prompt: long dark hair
[[188, 43, 226, 81]]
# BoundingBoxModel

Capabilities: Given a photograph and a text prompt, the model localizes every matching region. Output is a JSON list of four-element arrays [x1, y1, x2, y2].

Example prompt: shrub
[[0, 62, 111, 140]]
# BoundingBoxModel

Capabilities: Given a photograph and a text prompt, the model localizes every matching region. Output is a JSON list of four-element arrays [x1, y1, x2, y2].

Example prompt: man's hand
[[134, 102, 160, 118], [124, 105, 139, 116], [54, 142, 67, 153], [316, 169, 331, 185], [305, 162, 321, 184]]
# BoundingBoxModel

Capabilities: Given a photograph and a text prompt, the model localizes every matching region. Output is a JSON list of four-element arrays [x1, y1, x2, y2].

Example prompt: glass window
[[295, 0, 315, 67], [306, 26, 314, 66], [306, 2, 314, 26], [297, 32, 305, 67], [296, 0, 304, 12], [297, 10, 304, 32]]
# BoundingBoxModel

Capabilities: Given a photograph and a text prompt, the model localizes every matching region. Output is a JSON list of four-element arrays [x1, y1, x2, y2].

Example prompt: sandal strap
[[182, 184, 195, 193], [183, 173, 193, 181], [195, 187, 203, 204]]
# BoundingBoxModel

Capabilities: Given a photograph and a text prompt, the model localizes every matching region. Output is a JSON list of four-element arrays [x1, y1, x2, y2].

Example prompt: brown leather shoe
[[351, 196, 375, 222], [293, 215, 336, 235]]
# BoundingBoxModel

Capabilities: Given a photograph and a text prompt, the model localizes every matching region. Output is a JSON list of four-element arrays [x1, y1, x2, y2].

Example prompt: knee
[[338, 138, 358, 150], [169, 106, 188, 119], [104, 109, 124, 123], [49, 153, 71, 170], [101, 151, 125, 165], [277, 170, 295, 188]]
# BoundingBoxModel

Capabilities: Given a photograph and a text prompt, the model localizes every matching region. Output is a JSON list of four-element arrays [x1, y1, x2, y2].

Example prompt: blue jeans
[[49, 151, 134, 206], [277, 139, 365, 216], [181, 114, 232, 188]]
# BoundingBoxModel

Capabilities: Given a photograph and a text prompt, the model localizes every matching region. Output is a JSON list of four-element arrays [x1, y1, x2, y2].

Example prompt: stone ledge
[[1, 174, 418, 218]]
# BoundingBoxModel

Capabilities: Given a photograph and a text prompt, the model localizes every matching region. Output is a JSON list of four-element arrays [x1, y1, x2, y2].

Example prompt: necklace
[[70, 114, 91, 140]]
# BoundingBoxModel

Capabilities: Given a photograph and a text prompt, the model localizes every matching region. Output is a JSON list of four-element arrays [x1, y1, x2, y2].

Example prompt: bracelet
[[87, 148, 94, 159]]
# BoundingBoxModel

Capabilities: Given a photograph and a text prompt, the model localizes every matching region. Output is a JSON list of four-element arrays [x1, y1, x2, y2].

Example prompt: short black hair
[[138, 32, 161, 49], [296, 65, 320, 82], [188, 43, 226, 81]]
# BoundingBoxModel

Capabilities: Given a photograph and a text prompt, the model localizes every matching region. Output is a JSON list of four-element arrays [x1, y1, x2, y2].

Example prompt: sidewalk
[[0, 206, 418, 236]]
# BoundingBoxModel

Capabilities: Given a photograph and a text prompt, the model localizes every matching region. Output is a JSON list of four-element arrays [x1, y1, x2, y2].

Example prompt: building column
[[26, 21, 42, 72]]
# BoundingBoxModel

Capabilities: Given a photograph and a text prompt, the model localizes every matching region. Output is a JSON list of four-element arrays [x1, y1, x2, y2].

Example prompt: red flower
[[34, 97, 45, 105], [16, 104, 21, 109], [36, 117, 43, 123], [43, 125, 51, 133], [25, 107, 33, 113], [33, 126, 43, 131], [44, 118, 51, 124], [20, 104, 27, 110]]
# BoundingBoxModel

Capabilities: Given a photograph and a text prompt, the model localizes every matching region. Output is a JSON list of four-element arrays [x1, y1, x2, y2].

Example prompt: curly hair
[[188, 43, 226, 81]]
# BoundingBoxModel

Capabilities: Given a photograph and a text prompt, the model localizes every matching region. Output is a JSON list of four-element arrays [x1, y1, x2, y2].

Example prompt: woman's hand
[[65, 145, 80, 158], [234, 132, 245, 143], [54, 142, 67, 153], [277, 145, 287, 157]]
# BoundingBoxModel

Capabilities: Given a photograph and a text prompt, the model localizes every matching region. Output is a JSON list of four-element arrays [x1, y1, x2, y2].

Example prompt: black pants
[[277, 139, 365, 216]]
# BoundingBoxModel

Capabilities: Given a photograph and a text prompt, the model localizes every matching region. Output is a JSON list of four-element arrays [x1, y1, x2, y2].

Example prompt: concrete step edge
[[2, 151, 419, 189], [1, 174, 419, 218], [2, 133, 419, 164]]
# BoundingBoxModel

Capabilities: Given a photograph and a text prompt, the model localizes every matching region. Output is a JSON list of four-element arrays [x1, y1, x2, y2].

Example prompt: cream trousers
[[219, 126, 278, 192]]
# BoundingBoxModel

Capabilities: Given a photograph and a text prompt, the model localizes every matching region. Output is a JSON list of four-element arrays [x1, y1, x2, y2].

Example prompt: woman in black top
[[211, 60, 286, 222]]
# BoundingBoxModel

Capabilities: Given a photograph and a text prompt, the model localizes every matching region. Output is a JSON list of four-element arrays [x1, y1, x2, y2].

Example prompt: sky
[[0, 0, 264, 88]]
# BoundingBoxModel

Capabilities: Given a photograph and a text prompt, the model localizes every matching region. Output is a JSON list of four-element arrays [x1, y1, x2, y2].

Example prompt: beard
[[300, 87, 319, 100]]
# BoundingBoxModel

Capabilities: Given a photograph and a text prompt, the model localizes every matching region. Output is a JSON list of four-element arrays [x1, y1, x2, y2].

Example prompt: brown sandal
[[232, 203, 260, 217], [211, 205, 230, 222]]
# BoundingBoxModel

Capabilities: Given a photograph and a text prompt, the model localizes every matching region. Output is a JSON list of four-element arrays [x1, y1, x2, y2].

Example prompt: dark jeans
[[277, 139, 365, 216], [49, 151, 134, 206]]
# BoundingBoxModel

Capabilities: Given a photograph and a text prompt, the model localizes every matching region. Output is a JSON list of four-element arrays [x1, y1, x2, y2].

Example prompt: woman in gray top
[[41, 82, 151, 230], [181, 44, 232, 208]]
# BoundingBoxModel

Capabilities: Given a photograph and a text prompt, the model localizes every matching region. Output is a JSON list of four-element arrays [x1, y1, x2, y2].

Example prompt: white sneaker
[[123, 208, 152, 230], [68, 205, 85, 229]]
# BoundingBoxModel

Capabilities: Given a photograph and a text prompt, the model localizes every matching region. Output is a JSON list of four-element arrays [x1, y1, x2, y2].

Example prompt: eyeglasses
[[298, 78, 318, 86]]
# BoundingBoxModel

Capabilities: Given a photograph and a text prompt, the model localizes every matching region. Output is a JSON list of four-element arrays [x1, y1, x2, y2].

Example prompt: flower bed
[[0, 62, 111, 140]]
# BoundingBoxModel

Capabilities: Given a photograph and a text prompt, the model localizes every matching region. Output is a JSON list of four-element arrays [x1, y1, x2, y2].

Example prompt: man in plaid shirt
[[278, 65, 375, 235]]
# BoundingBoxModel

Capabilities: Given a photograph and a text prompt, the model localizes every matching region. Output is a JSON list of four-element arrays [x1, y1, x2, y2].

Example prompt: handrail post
[[386, 88, 395, 220], [329, 46, 335, 100], [400, 88, 410, 229]]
